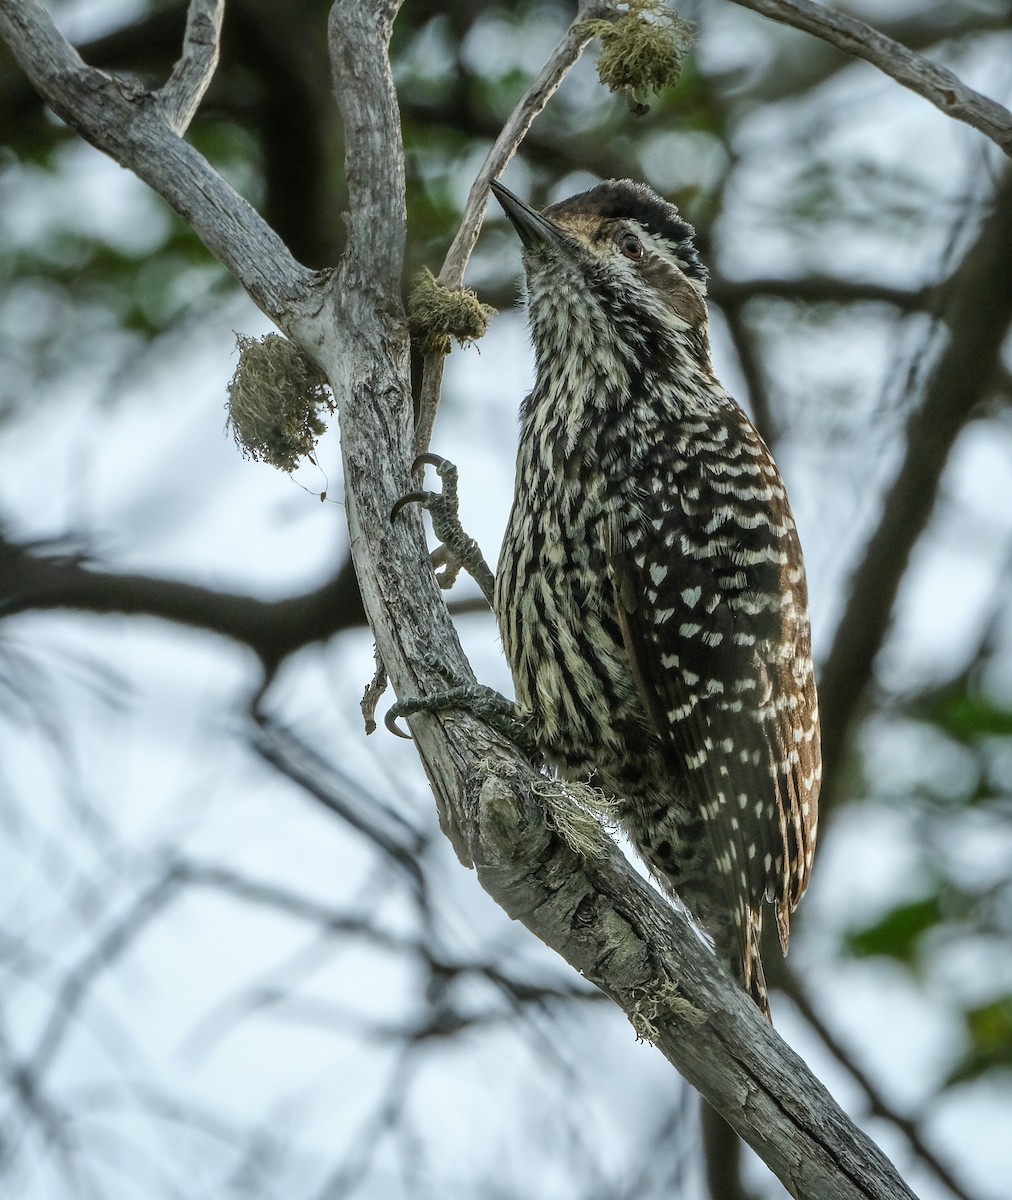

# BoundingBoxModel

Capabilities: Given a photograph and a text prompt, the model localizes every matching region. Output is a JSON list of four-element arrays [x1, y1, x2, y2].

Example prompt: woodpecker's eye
[[618, 232, 644, 260]]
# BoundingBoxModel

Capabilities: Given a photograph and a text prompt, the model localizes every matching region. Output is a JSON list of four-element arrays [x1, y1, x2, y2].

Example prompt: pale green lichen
[[408, 268, 496, 356], [581, 1, 694, 114], [629, 981, 706, 1042], [532, 778, 621, 859], [226, 333, 334, 472]]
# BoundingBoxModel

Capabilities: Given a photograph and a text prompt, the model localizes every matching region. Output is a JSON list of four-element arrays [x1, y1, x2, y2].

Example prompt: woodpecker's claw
[[389, 454, 453, 521], [390, 489, 434, 521], [390, 453, 496, 604], [384, 705, 414, 739], [385, 653, 467, 739], [412, 452, 448, 473], [384, 656, 538, 759]]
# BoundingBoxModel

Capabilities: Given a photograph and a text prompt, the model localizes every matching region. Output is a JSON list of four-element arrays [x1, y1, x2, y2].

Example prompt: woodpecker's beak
[[491, 181, 565, 251]]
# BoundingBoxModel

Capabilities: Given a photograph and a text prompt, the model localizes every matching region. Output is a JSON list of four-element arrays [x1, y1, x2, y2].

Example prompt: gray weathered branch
[[730, 0, 1012, 156], [0, 2, 923, 1196], [157, 0, 224, 134]]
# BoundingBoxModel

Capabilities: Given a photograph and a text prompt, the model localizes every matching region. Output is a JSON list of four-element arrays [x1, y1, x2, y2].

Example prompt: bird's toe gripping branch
[[384, 653, 536, 758], [391, 453, 496, 604], [388, 471, 530, 752]]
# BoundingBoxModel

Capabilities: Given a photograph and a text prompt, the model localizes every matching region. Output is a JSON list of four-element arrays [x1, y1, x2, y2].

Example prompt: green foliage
[[226, 333, 333, 472], [844, 894, 945, 965], [921, 684, 1012, 743], [946, 996, 1012, 1087]]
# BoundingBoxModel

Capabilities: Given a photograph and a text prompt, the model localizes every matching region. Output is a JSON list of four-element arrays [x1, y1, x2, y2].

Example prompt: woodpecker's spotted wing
[[605, 406, 820, 1006]]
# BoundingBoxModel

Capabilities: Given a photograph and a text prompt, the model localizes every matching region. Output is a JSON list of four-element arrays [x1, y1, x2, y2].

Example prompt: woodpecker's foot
[[385, 654, 535, 757], [391, 453, 496, 604]]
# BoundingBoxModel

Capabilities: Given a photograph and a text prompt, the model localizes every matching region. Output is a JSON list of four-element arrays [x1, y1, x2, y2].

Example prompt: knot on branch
[[408, 268, 496, 357], [226, 333, 334, 472], [581, 1, 694, 115], [474, 767, 550, 869]]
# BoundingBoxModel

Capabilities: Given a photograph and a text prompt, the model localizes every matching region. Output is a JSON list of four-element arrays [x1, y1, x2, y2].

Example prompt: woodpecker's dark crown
[[544, 179, 707, 287]]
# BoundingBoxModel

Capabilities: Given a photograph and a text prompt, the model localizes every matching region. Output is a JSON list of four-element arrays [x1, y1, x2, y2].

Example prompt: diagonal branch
[[461, 767, 919, 1200], [437, 1, 612, 292], [729, 0, 1012, 156], [818, 167, 1012, 811], [156, 0, 224, 134], [0, 0, 316, 329], [413, 0, 607, 456]]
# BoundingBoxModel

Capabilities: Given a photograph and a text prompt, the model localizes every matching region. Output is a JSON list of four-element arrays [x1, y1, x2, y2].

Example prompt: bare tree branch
[[458, 766, 918, 1200], [729, 0, 1012, 156], [717, 286, 779, 445], [156, 0, 224, 134], [0, 537, 365, 672], [709, 274, 936, 312], [722, 5, 1012, 108], [710, 270, 937, 454], [702, 1103, 760, 1200], [25, 872, 183, 1084], [327, 0, 406, 297], [785, 973, 980, 1200], [438, 1, 612, 291]]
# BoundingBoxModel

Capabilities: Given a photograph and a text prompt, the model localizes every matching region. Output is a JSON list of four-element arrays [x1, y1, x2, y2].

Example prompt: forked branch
[[157, 0, 225, 134]]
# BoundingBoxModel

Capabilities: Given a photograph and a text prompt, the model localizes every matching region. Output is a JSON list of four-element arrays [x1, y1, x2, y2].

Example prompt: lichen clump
[[629, 981, 706, 1043], [408, 268, 496, 357], [582, 1, 694, 114], [226, 333, 334, 472], [532, 778, 620, 859]]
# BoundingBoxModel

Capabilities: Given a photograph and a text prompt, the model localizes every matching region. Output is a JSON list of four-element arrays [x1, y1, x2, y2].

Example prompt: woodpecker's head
[[491, 178, 711, 379]]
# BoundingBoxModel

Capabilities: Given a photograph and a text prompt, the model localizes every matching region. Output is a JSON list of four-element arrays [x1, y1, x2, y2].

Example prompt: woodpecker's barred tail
[[491, 178, 821, 1018]]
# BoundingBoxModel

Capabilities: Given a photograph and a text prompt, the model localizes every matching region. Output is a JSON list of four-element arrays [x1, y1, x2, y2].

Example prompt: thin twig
[[156, 0, 225, 135], [413, 1, 611, 457], [26, 873, 184, 1083], [730, 0, 1012, 156], [718, 293, 778, 447], [439, 2, 612, 291], [709, 274, 935, 312]]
